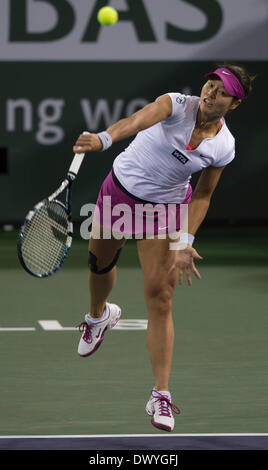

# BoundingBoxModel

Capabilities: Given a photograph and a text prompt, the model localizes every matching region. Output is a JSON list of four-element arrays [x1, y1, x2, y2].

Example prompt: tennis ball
[[97, 6, 119, 26]]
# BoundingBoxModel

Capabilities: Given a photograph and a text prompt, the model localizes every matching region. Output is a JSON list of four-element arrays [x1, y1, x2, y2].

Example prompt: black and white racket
[[17, 133, 88, 278]]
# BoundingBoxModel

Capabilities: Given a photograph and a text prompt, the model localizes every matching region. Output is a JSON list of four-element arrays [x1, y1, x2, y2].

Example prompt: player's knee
[[145, 281, 174, 312], [145, 271, 176, 298], [88, 248, 122, 274]]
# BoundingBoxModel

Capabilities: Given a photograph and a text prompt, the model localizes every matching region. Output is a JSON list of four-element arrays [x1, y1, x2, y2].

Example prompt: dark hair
[[216, 62, 257, 100]]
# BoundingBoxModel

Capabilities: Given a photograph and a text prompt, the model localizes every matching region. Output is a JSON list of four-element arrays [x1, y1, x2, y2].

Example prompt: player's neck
[[196, 107, 221, 132]]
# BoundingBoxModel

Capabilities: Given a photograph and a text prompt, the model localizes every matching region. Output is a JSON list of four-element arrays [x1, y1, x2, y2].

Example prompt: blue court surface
[[0, 433, 268, 450]]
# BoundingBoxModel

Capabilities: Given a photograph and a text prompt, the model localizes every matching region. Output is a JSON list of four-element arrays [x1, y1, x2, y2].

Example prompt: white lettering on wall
[[36, 99, 65, 145], [5, 97, 149, 145], [7, 99, 32, 132]]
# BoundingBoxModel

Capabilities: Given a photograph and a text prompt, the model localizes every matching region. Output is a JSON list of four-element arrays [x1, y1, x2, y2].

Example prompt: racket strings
[[21, 202, 69, 275]]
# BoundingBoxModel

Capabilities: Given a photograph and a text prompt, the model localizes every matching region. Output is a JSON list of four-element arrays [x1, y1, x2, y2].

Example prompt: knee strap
[[88, 248, 122, 274]]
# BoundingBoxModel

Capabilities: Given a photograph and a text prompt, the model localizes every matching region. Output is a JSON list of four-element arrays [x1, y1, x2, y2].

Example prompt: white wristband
[[177, 232, 195, 247], [97, 131, 113, 151]]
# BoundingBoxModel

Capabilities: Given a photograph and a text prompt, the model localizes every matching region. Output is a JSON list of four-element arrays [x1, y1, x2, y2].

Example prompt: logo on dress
[[172, 149, 189, 164], [176, 96, 186, 105]]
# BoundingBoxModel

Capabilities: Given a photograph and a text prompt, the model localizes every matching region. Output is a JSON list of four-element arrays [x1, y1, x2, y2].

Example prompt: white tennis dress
[[113, 92, 235, 204]]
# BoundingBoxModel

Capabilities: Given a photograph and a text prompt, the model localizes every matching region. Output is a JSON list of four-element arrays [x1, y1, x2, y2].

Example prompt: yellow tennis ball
[[97, 6, 118, 26]]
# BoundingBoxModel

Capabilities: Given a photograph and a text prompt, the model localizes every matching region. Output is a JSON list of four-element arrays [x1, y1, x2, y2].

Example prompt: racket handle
[[68, 131, 89, 179], [68, 152, 85, 178]]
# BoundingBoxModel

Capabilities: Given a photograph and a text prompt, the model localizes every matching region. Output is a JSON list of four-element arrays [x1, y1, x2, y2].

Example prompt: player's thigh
[[89, 220, 126, 270], [137, 236, 179, 292]]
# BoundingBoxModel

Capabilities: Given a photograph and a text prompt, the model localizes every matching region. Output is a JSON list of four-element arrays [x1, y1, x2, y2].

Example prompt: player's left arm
[[187, 164, 226, 235], [171, 165, 226, 286]]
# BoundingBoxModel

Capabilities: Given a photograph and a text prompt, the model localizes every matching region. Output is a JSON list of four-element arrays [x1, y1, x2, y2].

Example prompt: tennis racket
[[17, 133, 88, 278]]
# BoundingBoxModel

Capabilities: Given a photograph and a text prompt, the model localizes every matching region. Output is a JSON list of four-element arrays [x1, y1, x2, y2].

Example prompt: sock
[[153, 388, 171, 398], [86, 305, 109, 324], [158, 390, 171, 397]]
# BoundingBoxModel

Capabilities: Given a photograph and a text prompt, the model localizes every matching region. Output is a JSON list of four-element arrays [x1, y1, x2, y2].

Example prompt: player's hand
[[73, 132, 103, 153], [169, 246, 203, 286]]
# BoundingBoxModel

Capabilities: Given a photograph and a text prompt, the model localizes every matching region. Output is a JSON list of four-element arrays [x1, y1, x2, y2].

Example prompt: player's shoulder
[[165, 92, 198, 107], [158, 92, 198, 121]]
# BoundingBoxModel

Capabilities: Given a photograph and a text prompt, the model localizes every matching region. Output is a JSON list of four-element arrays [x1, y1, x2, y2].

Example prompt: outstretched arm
[[170, 164, 226, 285], [73, 94, 172, 153], [187, 164, 226, 235]]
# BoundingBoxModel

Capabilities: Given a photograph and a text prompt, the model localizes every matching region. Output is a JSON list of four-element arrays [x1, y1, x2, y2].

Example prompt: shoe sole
[[78, 308, 121, 358], [146, 402, 173, 432], [151, 417, 173, 432]]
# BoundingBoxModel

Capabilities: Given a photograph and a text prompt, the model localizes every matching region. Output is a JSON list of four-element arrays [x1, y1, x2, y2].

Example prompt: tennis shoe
[[77, 302, 121, 357], [146, 389, 180, 432]]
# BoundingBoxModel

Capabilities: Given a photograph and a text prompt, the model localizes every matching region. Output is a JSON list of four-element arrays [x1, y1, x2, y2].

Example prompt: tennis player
[[73, 64, 255, 432]]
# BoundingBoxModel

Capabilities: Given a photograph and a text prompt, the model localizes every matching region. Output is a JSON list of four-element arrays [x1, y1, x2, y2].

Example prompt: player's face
[[200, 79, 240, 118]]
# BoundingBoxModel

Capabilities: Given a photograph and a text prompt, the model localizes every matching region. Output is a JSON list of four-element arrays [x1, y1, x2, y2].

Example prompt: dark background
[[0, 60, 267, 225]]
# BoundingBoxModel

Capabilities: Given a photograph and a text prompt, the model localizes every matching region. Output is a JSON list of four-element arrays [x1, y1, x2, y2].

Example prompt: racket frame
[[18, 143, 87, 278], [17, 175, 74, 278]]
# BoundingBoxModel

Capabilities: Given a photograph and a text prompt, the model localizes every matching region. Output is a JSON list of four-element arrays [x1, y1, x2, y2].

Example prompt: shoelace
[[77, 321, 93, 344], [151, 390, 181, 417]]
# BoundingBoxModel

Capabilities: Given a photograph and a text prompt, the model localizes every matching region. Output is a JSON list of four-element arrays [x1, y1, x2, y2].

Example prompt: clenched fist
[[73, 132, 103, 153]]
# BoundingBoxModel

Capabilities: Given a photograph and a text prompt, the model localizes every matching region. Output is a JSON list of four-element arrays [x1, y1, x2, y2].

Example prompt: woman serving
[[73, 64, 255, 432]]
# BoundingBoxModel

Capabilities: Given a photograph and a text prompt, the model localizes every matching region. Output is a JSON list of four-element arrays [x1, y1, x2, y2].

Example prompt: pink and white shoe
[[146, 389, 180, 432], [77, 303, 121, 357]]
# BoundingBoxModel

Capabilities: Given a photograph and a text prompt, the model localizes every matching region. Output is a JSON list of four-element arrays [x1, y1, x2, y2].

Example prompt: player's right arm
[[73, 95, 172, 153]]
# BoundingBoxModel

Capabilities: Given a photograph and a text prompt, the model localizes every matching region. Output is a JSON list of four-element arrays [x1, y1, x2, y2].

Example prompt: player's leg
[[137, 235, 180, 431], [88, 223, 125, 317], [77, 221, 125, 357], [137, 236, 179, 391]]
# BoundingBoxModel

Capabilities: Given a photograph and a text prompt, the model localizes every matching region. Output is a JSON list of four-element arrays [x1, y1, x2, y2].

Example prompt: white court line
[[0, 328, 36, 331], [0, 433, 268, 438], [0, 320, 148, 332], [38, 321, 74, 331], [38, 320, 147, 331]]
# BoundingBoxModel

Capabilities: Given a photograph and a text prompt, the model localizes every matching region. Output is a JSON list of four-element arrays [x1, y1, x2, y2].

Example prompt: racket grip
[[68, 131, 89, 178], [68, 152, 85, 178]]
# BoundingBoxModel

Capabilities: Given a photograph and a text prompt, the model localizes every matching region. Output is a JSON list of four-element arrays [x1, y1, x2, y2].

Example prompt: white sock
[[153, 388, 171, 398], [86, 305, 109, 324], [158, 390, 171, 396]]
